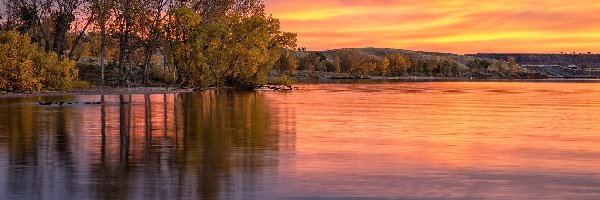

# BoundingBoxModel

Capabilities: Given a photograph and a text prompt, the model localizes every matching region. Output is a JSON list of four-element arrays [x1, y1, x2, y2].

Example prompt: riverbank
[[278, 69, 549, 80], [0, 83, 298, 98], [3, 76, 596, 99], [0, 87, 197, 98]]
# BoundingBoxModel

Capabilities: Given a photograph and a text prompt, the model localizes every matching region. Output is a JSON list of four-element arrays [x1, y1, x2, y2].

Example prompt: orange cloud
[[265, 0, 600, 54]]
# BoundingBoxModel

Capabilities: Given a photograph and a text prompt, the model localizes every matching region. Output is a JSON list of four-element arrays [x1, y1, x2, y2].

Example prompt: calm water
[[1, 82, 600, 200]]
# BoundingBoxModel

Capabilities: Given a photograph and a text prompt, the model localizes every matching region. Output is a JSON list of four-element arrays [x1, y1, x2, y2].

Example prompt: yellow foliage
[[0, 31, 43, 91], [35, 52, 79, 91], [0, 31, 84, 91]]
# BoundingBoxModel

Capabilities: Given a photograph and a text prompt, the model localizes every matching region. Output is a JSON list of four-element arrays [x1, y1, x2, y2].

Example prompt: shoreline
[[2, 77, 599, 98], [0, 87, 197, 98]]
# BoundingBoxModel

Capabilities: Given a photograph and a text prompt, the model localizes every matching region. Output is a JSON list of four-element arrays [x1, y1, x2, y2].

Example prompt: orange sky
[[264, 0, 600, 54]]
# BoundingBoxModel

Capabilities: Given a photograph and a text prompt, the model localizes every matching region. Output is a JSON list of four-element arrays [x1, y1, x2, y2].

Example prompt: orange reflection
[[265, 82, 600, 172]]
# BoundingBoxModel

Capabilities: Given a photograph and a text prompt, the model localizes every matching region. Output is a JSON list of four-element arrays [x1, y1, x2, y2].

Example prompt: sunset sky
[[264, 0, 600, 54]]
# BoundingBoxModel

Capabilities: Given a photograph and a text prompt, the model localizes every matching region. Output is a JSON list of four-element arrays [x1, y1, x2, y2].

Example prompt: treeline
[[273, 49, 541, 79], [469, 53, 600, 68], [0, 0, 296, 91], [276, 49, 465, 78]]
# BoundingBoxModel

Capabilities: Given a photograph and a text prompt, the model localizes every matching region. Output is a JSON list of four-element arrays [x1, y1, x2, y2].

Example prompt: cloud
[[265, 0, 600, 54]]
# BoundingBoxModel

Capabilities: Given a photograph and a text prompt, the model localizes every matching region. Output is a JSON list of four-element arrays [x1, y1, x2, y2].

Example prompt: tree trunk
[[68, 13, 94, 60], [54, 12, 71, 59], [100, 18, 106, 86], [33, 10, 51, 53], [143, 46, 152, 85], [118, 31, 126, 76], [163, 49, 168, 81], [40, 22, 51, 53]]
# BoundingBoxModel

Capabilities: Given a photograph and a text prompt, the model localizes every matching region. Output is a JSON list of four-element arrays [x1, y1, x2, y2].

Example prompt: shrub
[[71, 80, 94, 89], [35, 51, 79, 91], [275, 75, 293, 86], [0, 31, 43, 91], [0, 31, 84, 91]]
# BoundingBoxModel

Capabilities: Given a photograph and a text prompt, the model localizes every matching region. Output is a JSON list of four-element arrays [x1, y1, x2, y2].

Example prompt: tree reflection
[[0, 91, 288, 199], [0, 96, 80, 199], [179, 90, 275, 199]]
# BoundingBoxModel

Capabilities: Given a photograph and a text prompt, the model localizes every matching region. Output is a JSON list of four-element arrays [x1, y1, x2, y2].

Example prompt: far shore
[[3, 77, 599, 99]]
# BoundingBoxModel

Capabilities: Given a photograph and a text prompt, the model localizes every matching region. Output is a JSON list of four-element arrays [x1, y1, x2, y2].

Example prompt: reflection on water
[[1, 82, 600, 199], [0, 91, 291, 200]]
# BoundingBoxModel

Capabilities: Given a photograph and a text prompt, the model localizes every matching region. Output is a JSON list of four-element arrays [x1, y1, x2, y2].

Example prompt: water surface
[[1, 82, 600, 199]]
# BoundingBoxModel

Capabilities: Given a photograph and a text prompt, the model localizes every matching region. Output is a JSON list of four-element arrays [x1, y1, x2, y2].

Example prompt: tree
[[138, 0, 168, 84], [67, 0, 96, 60], [165, 7, 202, 86], [4, 0, 86, 58], [424, 58, 438, 76], [298, 52, 320, 71], [493, 60, 505, 77], [11, 0, 53, 52], [332, 56, 341, 73], [450, 59, 460, 76], [0, 30, 42, 91], [196, 0, 265, 23], [466, 59, 492, 72], [338, 49, 359, 73], [110, 0, 146, 82], [361, 56, 377, 77], [435, 59, 455, 76], [180, 12, 296, 87], [276, 49, 297, 75], [438, 59, 460, 77], [164, 6, 202, 84], [386, 53, 408, 76], [0, 0, 294, 88], [0, 31, 80, 91], [337, 49, 377, 77], [379, 56, 389, 76], [89, 0, 113, 86], [35, 51, 79, 90], [507, 56, 517, 77], [52, 0, 81, 59]]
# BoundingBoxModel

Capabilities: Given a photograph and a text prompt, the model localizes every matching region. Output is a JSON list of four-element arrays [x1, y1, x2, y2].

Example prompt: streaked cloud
[[265, 0, 600, 54]]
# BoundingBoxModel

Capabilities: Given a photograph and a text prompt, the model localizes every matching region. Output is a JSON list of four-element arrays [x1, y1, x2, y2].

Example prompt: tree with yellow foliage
[[379, 57, 390, 76], [0, 31, 43, 91], [0, 31, 81, 91], [386, 53, 408, 76]]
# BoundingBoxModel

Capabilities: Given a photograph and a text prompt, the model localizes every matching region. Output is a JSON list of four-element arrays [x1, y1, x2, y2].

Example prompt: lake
[[1, 81, 600, 199]]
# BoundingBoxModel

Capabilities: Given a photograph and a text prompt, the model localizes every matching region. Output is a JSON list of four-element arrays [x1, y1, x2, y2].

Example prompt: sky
[[264, 0, 600, 54]]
